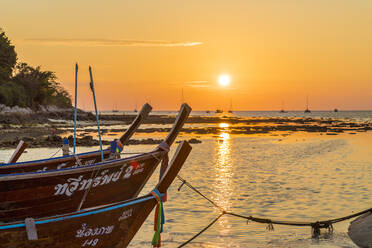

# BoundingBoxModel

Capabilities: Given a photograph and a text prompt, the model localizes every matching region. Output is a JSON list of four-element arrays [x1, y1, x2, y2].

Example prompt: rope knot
[[311, 222, 321, 238], [311, 221, 334, 238], [266, 221, 274, 231]]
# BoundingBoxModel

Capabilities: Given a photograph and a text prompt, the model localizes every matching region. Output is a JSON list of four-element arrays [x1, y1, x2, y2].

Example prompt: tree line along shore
[[0, 28, 71, 110]]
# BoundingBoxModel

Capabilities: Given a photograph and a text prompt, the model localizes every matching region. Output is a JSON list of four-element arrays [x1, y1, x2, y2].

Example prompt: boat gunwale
[[0, 149, 111, 168], [0, 149, 165, 180], [0, 194, 160, 229]]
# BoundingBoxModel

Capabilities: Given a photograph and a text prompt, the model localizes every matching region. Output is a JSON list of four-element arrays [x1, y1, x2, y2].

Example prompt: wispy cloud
[[185, 81, 210, 88], [21, 38, 203, 47]]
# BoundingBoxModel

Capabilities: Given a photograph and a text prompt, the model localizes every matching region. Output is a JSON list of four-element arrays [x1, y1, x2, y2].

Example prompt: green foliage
[[0, 29, 71, 109], [0, 29, 17, 82], [13, 63, 72, 108], [0, 81, 27, 107]]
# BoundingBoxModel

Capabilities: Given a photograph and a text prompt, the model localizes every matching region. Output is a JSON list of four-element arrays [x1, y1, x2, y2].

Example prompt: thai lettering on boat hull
[[54, 165, 127, 197]]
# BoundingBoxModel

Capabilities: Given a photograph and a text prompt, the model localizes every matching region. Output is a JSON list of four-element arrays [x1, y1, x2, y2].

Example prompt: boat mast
[[73, 63, 78, 154], [306, 95, 309, 110], [89, 66, 104, 162], [181, 88, 185, 104]]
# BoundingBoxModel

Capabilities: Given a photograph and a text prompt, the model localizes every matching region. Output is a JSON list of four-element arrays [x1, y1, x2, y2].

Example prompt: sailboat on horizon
[[304, 95, 311, 113], [280, 100, 287, 113], [134, 101, 138, 112], [112, 102, 119, 112], [228, 98, 233, 113]]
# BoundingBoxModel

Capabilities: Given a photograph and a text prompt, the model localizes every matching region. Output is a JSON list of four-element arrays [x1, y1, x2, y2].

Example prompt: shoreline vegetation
[[1, 108, 372, 149], [0, 29, 71, 110]]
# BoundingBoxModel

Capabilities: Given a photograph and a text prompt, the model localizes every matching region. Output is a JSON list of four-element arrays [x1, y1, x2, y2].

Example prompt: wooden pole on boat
[[8, 140, 27, 163], [119, 103, 152, 145], [88, 66, 104, 162], [121, 141, 192, 247], [73, 63, 78, 154]]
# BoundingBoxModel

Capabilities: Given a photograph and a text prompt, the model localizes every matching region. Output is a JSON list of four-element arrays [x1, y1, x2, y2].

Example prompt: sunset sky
[[1, 0, 372, 111]]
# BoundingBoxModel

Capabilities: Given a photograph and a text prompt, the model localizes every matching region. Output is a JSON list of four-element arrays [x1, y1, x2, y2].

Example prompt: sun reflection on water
[[213, 124, 233, 235], [219, 123, 230, 128]]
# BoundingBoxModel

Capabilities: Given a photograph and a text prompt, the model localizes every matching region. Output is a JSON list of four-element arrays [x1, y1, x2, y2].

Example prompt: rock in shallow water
[[348, 212, 372, 248]]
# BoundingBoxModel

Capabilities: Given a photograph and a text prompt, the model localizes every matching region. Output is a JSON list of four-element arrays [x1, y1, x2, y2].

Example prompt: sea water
[[1, 115, 371, 247]]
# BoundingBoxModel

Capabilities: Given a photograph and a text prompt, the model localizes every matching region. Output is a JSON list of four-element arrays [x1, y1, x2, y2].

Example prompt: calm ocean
[[1, 111, 371, 247]]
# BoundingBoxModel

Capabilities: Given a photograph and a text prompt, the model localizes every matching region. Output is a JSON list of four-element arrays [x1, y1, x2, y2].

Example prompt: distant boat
[[279, 100, 286, 113], [334, 108, 339, 112], [215, 109, 223, 114], [113, 103, 119, 112], [304, 95, 311, 113], [206, 110, 210, 113], [134, 109, 138, 113], [228, 98, 233, 113]]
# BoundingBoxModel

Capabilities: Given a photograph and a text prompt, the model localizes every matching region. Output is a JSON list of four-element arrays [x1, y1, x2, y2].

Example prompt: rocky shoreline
[[1, 109, 372, 149]]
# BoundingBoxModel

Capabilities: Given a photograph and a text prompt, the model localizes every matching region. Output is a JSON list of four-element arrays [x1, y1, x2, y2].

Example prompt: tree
[[0, 28, 17, 83]]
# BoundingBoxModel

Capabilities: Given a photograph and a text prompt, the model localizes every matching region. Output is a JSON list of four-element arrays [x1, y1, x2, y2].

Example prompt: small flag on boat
[[116, 139, 123, 153], [110, 139, 123, 157]]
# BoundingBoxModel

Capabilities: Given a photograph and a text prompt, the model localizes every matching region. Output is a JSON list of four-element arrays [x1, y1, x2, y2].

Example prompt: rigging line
[[177, 213, 225, 248], [76, 157, 104, 211], [76, 167, 100, 211]]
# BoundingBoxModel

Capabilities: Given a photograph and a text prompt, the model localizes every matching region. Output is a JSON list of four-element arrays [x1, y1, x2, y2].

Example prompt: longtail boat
[[0, 103, 152, 174], [0, 104, 192, 222], [0, 141, 192, 248]]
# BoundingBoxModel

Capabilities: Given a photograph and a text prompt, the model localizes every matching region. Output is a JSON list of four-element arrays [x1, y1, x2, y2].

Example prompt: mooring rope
[[178, 213, 225, 248], [176, 175, 372, 247]]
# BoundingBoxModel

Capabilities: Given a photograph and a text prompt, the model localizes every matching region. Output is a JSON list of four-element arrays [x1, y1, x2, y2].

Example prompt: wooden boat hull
[[0, 151, 165, 222], [0, 103, 153, 174], [0, 141, 192, 248]]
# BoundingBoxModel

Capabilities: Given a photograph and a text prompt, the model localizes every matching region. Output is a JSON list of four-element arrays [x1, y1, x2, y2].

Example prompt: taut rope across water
[[176, 175, 372, 247]]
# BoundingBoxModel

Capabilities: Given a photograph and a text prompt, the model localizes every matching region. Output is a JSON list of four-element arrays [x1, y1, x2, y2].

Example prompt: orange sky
[[1, 0, 372, 111]]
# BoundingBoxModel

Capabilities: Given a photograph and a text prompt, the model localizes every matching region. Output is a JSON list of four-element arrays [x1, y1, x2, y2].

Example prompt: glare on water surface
[[213, 124, 234, 234], [219, 123, 229, 128]]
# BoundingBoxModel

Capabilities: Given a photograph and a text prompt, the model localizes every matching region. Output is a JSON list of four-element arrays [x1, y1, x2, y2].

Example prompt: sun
[[218, 74, 230, 87]]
